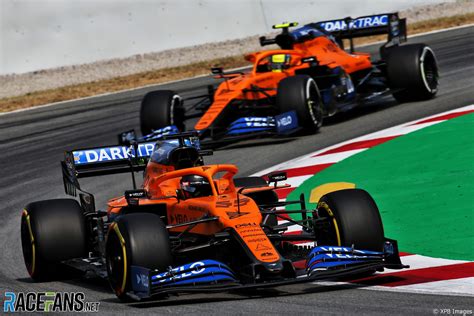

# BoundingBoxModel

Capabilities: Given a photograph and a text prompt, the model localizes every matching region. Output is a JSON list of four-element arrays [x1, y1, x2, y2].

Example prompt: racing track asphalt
[[0, 26, 473, 315]]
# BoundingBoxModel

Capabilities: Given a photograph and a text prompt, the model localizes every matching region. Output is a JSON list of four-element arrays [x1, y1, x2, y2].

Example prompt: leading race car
[[130, 12, 438, 148], [21, 133, 406, 301]]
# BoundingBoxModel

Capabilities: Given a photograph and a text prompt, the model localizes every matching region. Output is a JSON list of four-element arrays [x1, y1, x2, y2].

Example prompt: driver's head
[[269, 54, 291, 72], [180, 175, 212, 199]]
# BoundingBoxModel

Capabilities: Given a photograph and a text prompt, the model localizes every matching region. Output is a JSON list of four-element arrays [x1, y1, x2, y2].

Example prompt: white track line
[[253, 105, 474, 177]]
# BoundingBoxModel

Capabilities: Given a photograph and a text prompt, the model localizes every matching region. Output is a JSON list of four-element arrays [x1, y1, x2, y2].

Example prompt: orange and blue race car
[[128, 12, 438, 148], [21, 133, 407, 301]]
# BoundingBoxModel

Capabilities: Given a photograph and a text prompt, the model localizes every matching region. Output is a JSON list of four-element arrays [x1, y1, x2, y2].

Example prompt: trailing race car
[[132, 12, 438, 147], [21, 133, 406, 301]]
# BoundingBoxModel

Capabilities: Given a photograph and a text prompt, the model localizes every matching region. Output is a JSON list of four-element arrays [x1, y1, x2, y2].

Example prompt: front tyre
[[106, 213, 172, 301], [277, 75, 323, 133], [317, 189, 385, 252], [386, 44, 439, 102], [20, 199, 87, 281]]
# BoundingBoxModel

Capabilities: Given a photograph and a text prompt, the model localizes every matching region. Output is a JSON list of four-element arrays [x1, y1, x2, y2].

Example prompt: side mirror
[[267, 172, 287, 187], [211, 67, 224, 75], [125, 189, 147, 206], [301, 56, 318, 65]]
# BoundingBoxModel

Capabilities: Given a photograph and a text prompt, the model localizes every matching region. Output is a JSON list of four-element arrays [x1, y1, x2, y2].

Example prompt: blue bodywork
[[226, 111, 299, 136], [306, 246, 385, 275], [137, 111, 300, 144], [131, 260, 238, 298]]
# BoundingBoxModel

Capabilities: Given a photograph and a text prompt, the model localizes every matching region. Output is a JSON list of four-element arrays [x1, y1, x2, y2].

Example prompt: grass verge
[[1, 13, 473, 113]]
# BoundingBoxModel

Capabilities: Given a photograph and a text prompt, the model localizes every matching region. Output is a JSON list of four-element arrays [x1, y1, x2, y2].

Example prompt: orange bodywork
[[194, 35, 371, 131], [107, 163, 286, 263]]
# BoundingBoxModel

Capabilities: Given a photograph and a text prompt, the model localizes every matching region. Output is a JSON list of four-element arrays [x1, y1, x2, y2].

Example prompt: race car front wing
[[127, 240, 407, 300]]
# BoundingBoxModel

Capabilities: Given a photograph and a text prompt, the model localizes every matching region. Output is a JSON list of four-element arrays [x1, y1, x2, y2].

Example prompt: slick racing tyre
[[106, 213, 172, 301], [233, 176, 278, 228], [21, 199, 87, 281], [317, 189, 385, 252], [276, 75, 323, 133], [140, 90, 185, 135], [386, 43, 439, 102]]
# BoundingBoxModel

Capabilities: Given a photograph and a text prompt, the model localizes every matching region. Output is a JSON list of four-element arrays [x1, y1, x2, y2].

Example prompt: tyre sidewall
[[319, 189, 385, 252], [140, 90, 183, 135], [386, 44, 438, 101], [277, 75, 323, 133], [106, 213, 172, 299], [21, 199, 87, 279]]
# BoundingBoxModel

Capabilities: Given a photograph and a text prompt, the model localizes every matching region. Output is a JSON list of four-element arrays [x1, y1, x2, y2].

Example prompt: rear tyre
[[106, 213, 172, 301], [20, 199, 87, 281], [140, 90, 185, 135], [386, 44, 439, 102], [317, 189, 384, 252], [276, 75, 323, 133]]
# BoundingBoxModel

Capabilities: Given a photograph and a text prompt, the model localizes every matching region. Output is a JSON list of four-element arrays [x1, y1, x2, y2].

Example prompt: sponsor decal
[[3, 291, 99, 313], [235, 222, 257, 229], [136, 273, 149, 288], [170, 213, 196, 224], [188, 205, 207, 212], [275, 111, 298, 133], [244, 117, 270, 127], [216, 200, 232, 208], [125, 189, 147, 199], [154, 262, 206, 283], [319, 15, 388, 32], [226, 211, 250, 219], [248, 237, 267, 243], [234, 197, 250, 206], [255, 243, 272, 251], [73, 142, 155, 165]]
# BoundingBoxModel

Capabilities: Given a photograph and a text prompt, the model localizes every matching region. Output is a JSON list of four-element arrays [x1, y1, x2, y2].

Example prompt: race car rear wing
[[61, 132, 210, 205], [64, 142, 155, 179], [61, 142, 155, 212], [311, 12, 407, 52]]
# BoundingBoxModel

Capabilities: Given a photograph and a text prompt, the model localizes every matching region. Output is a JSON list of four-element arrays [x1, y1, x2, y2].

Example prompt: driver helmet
[[269, 54, 291, 72], [180, 175, 212, 198]]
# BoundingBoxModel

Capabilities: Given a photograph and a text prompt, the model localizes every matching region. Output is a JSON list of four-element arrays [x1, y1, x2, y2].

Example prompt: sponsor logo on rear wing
[[72, 142, 156, 165], [317, 14, 389, 32], [312, 13, 406, 48]]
